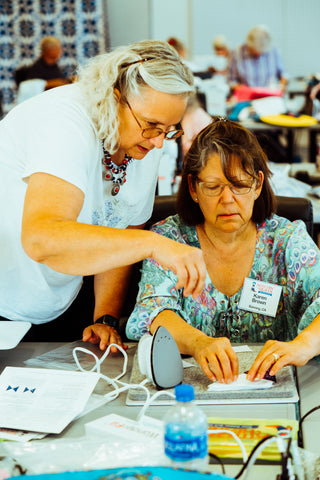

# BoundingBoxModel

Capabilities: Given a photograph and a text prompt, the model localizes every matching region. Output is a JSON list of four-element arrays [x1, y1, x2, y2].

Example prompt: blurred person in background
[[15, 36, 70, 90], [208, 35, 231, 75], [228, 25, 288, 91]]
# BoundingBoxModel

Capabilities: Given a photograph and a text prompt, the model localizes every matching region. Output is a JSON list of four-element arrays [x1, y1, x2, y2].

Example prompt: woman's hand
[[151, 236, 206, 299], [82, 323, 127, 352], [150, 312, 238, 383], [191, 336, 239, 384], [246, 337, 315, 381]]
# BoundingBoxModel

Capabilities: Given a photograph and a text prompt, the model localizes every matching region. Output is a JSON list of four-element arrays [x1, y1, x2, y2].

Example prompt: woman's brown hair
[[176, 117, 276, 225]]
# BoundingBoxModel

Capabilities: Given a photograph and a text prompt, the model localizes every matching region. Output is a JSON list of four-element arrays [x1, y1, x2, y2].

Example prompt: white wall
[[106, 0, 150, 49], [106, 0, 320, 78], [150, 0, 190, 51], [189, 0, 320, 78]]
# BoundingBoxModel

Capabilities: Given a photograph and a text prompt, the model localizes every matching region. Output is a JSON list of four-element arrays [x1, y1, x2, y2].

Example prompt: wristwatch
[[95, 314, 119, 332]]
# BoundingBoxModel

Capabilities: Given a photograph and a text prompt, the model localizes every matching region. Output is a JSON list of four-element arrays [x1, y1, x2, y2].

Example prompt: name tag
[[239, 278, 282, 317]]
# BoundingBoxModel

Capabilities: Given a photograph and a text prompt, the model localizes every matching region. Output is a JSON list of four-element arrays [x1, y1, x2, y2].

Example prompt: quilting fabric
[[0, 0, 107, 113]]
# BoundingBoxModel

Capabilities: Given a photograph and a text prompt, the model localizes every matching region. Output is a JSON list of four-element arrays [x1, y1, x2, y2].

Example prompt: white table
[[1, 341, 317, 479]]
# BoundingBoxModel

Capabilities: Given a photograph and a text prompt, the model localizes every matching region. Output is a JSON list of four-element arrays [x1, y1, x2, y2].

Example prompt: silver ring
[[272, 353, 279, 362]]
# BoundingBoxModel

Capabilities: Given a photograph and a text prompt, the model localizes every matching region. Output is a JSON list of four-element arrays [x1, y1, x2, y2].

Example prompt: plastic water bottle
[[163, 383, 208, 470]]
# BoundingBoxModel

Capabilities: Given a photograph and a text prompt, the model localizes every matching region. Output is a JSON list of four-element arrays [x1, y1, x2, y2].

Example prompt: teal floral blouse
[[126, 214, 320, 343]]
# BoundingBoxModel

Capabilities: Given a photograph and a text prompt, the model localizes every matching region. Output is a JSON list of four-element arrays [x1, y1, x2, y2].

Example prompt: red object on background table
[[234, 85, 283, 102]]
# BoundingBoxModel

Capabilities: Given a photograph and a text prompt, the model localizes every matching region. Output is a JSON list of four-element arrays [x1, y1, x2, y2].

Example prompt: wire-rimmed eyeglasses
[[196, 178, 254, 197], [126, 100, 184, 140]]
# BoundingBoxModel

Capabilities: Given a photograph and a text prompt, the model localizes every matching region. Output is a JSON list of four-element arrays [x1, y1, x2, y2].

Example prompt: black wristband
[[95, 314, 119, 332]]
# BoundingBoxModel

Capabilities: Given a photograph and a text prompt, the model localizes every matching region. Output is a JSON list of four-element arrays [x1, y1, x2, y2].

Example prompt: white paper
[[251, 96, 286, 116], [233, 345, 252, 353], [0, 367, 100, 433], [182, 359, 195, 368], [0, 394, 105, 441], [208, 373, 274, 391], [0, 321, 31, 350], [85, 413, 163, 442], [0, 427, 47, 442]]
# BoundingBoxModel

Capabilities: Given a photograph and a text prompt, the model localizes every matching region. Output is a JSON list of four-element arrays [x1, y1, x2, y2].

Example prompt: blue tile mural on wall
[[0, 0, 107, 113]]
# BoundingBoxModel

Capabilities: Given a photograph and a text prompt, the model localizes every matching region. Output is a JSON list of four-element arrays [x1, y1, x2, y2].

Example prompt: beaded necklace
[[101, 143, 133, 196]]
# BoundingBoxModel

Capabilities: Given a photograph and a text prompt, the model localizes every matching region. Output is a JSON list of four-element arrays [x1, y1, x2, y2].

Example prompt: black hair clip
[[121, 58, 153, 69]]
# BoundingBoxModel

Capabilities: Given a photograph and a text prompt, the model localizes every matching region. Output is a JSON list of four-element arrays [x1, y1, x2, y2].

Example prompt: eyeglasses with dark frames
[[126, 99, 184, 140], [196, 178, 255, 197]]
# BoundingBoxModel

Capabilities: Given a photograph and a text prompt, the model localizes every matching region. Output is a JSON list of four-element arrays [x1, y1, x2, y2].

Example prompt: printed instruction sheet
[[0, 367, 100, 433]]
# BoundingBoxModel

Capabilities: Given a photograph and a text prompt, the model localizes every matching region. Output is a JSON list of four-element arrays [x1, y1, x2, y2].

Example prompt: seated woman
[[126, 118, 320, 384]]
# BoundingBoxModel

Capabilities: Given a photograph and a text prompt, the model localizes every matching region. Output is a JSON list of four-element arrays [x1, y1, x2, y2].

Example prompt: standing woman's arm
[[22, 172, 206, 296]]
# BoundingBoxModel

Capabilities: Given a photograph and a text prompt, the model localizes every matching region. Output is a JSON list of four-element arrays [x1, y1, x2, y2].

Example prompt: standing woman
[[0, 40, 206, 347]]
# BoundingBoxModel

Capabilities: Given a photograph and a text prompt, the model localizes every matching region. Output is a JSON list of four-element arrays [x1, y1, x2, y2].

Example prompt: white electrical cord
[[290, 440, 304, 480], [208, 429, 248, 463], [239, 430, 291, 480], [73, 344, 127, 379], [240, 436, 277, 480], [72, 344, 151, 408], [137, 389, 176, 422]]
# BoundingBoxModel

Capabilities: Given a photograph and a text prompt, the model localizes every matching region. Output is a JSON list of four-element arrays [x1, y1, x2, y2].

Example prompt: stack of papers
[[0, 367, 100, 433]]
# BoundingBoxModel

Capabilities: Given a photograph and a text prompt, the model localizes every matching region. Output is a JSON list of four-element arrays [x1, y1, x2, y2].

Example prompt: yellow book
[[208, 417, 299, 462]]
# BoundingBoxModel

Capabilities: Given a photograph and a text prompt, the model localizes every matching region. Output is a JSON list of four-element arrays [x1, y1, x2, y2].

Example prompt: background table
[[241, 119, 320, 164], [288, 162, 320, 238]]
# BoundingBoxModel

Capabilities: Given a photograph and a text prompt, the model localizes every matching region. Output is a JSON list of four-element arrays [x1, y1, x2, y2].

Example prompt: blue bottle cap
[[175, 383, 195, 402]]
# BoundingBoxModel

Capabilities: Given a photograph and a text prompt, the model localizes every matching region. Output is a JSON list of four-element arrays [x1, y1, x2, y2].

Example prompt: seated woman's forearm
[[150, 310, 208, 356], [150, 310, 239, 383], [294, 312, 320, 360]]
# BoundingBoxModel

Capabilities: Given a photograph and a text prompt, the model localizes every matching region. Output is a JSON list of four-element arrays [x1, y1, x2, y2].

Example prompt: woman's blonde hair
[[78, 40, 194, 154], [246, 25, 271, 54]]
